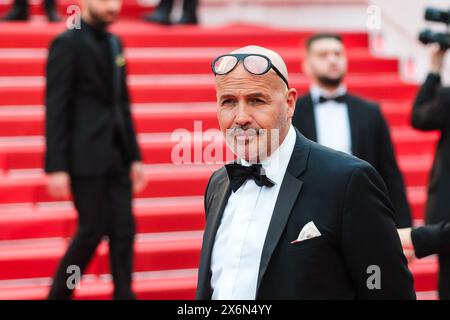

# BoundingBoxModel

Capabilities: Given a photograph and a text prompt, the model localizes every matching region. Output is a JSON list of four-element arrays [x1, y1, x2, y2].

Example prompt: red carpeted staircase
[[0, 15, 439, 299]]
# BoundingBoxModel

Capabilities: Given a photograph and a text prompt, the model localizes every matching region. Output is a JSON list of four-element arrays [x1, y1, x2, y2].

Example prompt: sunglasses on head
[[211, 53, 289, 88]]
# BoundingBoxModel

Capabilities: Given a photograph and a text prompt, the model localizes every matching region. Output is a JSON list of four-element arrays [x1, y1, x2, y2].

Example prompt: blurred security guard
[[293, 33, 412, 228]]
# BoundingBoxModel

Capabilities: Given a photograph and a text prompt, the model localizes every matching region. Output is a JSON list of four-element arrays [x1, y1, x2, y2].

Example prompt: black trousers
[[156, 0, 198, 13], [48, 145, 136, 300], [438, 254, 450, 300]]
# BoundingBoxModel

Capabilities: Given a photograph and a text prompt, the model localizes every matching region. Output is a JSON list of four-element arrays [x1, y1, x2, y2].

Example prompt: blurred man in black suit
[[144, 0, 198, 25], [0, 0, 60, 21], [45, 0, 147, 299], [411, 46, 450, 299], [292, 33, 412, 228], [196, 45, 415, 300]]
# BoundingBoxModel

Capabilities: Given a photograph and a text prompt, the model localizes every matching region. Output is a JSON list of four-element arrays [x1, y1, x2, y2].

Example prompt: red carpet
[[0, 17, 439, 299]]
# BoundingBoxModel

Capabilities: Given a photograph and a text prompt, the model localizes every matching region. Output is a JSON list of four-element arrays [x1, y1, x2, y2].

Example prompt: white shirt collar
[[310, 84, 347, 105], [239, 125, 296, 185]]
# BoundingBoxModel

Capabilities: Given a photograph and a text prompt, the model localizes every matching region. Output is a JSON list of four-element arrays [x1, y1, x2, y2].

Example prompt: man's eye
[[221, 99, 234, 106], [250, 98, 265, 104]]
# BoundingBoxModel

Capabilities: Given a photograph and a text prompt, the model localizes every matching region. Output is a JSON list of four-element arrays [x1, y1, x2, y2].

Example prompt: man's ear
[[286, 88, 297, 119]]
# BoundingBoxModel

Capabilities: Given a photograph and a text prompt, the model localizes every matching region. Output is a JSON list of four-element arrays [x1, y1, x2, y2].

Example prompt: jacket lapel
[[256, 129, 311, 293], [196, 174, 231, 299], [346, 95, 361, 157], [295, 95, 317, 142]]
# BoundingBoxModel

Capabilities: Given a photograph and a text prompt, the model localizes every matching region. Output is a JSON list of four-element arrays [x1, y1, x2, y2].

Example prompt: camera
[[418, 7, 450, 50]]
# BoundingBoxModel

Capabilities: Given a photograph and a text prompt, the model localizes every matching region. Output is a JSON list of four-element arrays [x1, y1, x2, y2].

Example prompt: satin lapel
[[256, 129, 311, 293], [346, 95, 361, 157], [297, 95, 318, 142], [196, 175, 231, 299]]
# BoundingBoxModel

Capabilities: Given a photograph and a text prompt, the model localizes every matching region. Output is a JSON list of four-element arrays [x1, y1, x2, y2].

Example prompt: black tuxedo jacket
[[292, 93, 412, 228], [411, 73, 450, 225], [196, 129, 415, 300], [45, 21, 141, 176]]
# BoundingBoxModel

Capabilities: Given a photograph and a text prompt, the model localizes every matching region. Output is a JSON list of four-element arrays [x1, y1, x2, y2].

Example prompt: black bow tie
[[225, 163, 275, 192], [318, 94, 347, 104]]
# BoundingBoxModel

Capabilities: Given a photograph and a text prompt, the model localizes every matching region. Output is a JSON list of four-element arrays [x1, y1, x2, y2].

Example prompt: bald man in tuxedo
[[196, 45, 415, 300]]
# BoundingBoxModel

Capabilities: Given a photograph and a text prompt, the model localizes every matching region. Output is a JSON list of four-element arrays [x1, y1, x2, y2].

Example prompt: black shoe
[[46, 9, 61, 22], [176, 13, 198, 25], [0, 8, 28, 21], [144, 10, 171, 25]]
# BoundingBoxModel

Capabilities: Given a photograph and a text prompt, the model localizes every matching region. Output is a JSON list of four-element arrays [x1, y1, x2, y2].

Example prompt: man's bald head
[[213, 45, 290, 91], [230, 45, 289, 86], [213, 45, 297, 163]]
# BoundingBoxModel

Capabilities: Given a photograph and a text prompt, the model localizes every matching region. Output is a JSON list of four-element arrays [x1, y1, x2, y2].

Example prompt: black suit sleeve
[[411, 73, 450, 131], [119, 39, 142, 162], [411, 221, 450, 258], [44, 34, 76, 173], [341, 164, 416, 299], [373, 106, 412, 228]]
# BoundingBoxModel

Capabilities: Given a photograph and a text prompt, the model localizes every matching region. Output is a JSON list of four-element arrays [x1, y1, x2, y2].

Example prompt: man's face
[[84, 0, 122, 25], [304, 38, 347, 87], [215, 64, 297, 163]]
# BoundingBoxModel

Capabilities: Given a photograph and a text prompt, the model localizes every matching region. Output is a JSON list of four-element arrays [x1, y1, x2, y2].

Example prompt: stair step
[[0, 101, 417, 136], [0, 128, 438, 170], [0, 164, 218, 204], [0, 269, 198, 300], [0, 231, 202, 280], [0, 167, 431, 220], [0, 82, 420, 106], [0, 21, 370, 49], [0, 50, 398, 76], [0, 196, 205, 240]]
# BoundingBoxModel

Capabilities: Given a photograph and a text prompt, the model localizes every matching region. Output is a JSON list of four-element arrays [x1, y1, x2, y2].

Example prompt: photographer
[[411, 45, 450, 299]]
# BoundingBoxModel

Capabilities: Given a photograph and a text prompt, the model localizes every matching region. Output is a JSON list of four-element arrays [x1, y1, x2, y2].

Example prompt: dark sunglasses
[[211, 53, 289, 88]]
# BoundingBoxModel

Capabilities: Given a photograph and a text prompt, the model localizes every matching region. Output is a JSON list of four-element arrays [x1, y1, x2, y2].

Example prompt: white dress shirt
[[210, 125, 296, 300], [310, 85, 352, 155]]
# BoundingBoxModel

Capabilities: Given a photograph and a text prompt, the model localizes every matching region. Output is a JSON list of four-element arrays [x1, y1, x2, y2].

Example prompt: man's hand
[[47, 171, 71, 199], [430, 45, 447, 74], [398, 227, 416, 263], [131, 161, 147, 193]]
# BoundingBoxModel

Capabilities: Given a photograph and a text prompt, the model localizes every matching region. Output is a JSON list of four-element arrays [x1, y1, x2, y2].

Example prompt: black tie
[[225, 163, 275, 192], [318, 94, 347, 104]]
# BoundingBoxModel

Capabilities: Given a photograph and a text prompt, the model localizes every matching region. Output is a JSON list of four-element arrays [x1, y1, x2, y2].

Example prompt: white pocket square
[[291, 221, 322, 244]]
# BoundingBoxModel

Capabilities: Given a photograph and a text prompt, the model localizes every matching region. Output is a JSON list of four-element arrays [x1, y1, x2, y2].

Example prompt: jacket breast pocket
[[289, 235, 330, 250]]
